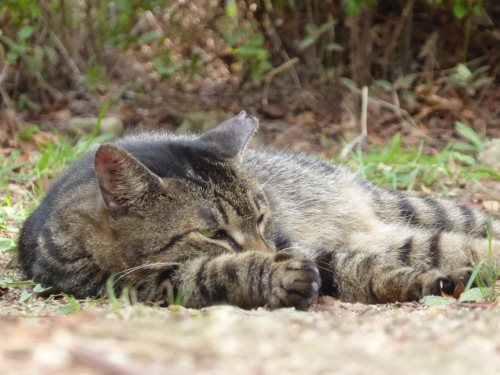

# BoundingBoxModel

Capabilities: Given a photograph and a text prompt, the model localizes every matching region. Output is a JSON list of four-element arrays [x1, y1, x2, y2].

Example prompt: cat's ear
[[94, 144, 162, 218], [199, 111, 258, 159]]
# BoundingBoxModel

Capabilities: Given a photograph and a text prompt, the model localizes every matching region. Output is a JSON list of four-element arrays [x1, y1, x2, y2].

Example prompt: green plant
[[444, 64, 493, 96], [343, 134, 499, 193], [343, 0, 378, 16], [465, 219, 500, 303], [220, 27, 273, 82], [0, 121, 117, 310], [452, 121, 488, 154], [19, 283, 51, 302]]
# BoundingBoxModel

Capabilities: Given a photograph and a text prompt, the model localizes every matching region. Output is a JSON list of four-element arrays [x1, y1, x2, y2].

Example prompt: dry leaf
[[453, 281, 465, 300], [259, 103, 288, 119]]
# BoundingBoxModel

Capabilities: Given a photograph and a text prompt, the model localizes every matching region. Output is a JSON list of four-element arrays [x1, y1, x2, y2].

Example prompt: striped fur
[[18, 112, 500, 309]]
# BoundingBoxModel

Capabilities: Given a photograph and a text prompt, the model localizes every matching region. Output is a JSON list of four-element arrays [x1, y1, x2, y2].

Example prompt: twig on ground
[[49, 31, 81, 76], [261, 57, 300, 106]]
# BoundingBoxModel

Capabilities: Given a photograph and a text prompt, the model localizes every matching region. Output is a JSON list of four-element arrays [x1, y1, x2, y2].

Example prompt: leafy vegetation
[[343, 123, 499, 193], [1, 0, 497, 113], [0, 123, 114, 302]]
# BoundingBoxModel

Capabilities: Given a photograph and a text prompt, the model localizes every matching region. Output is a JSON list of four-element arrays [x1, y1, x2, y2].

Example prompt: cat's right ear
[[199, 111, 259, 159], [94, 144, 163, 218]]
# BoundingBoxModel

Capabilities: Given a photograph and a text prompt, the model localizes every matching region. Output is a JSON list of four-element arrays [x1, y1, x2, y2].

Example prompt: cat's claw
[[266, 253, 321, 311]]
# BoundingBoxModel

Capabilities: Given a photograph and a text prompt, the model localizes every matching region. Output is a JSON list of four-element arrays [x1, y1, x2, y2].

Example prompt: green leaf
[[420, 295, 456, 306], [325, 43, 343, 52], [454, 121, 486, 151], [458, 287, 487, 302], [57, 305, 78, 315], [29, 3, 42, 17], [344, 0, 360, 17], [465, 260, 484, 292], [33, 284, 47, 293], [225, 0, 237, 18], [0, 278, 13, 286], [456, 63, 472, 80], [139, 31, 162, 44], [305, 22, 318, 34], [20, 124, 40, 141], [373, 80, 393, 92], [298, 36, 316, 51], [18, 25, 35, 40], [394, 73, 417, 90], [0, 238, 16, 252], [0, 280, 37, 287], [453, 4, 468, 20], [341, 78, 358, 92], [19, 290, 34, 302], [451, 152, 476, 166]]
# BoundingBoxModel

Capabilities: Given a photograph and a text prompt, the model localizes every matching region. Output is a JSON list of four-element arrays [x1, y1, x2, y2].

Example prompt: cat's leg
[[314, 222, 500, 304], [315, 248, 469, 304], [163, 252, 320, 310]]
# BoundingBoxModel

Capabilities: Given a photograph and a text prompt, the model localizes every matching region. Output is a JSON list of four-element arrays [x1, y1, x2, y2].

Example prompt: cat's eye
[[200, 229, 217, 238], [199, 229, 240, 252], [200, 229, 228, 240]]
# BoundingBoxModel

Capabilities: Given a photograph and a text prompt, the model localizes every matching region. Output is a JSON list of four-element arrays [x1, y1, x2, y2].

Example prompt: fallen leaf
[[420, 295, 456, 306], [453, 281, 465, 299], [458, 287, 487, 302], [259, 103, 288, 119]]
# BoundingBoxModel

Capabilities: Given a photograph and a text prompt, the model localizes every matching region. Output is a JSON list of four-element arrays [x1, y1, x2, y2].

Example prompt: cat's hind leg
[[315, 248, 472, 303]]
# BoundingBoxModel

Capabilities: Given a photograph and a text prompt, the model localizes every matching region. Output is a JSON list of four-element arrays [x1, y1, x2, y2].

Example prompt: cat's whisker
[[133, 274, 157, 291], [113, 262, 180, 285]]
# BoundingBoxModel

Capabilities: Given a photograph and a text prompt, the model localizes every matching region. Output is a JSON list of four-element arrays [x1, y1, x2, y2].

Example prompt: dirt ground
[[2, 300, 500, 375]]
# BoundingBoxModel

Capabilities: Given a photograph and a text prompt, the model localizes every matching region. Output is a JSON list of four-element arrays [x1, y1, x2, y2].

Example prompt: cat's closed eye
[[199, 229, 241, 252], [199, 229, 226, 239]]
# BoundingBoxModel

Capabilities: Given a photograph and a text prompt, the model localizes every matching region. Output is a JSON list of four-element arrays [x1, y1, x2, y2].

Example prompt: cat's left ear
[[94, 144, 163, 218], [199, 111, 258, 159]]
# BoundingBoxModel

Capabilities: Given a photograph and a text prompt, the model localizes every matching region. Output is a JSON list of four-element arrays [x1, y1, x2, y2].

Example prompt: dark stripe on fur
[[424, 197, 452, 231], [315, 251, 338, 297], [428, 233, 441, 267], [245, 255, 260, 298], [195, 259, 209, 300], [458, 204, 476, 233], [398, 238, 413, 265], [397, 195, 418, 225], [144, 230, 196, 257]]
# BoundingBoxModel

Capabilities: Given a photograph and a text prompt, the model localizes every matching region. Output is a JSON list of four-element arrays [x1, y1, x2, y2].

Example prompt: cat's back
[[242, 148, 371, 250]]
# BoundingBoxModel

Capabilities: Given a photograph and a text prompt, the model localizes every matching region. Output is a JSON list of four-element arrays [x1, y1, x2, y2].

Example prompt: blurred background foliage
[[0, 0, 498, 115]]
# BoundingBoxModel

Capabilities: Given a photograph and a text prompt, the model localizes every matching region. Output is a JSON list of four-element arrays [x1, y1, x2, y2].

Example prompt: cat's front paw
[[266, 252, 321, 311]]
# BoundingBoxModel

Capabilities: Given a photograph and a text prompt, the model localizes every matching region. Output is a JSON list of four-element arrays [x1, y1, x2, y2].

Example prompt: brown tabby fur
[[18, 112, 500, 310]]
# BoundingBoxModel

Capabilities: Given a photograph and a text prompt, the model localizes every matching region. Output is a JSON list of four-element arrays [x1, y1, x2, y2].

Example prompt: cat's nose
[[246, 236, 270, 252]]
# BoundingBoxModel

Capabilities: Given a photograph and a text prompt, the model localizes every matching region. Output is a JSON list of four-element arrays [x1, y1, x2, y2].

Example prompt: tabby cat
[[18, 112, 500, 310]]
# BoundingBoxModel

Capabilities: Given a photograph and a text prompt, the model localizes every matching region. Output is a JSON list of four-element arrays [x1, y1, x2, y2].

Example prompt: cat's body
[[18, 113, 500, 309]]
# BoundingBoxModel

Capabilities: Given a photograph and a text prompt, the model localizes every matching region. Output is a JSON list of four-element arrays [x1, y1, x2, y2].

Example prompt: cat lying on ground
[[18, 112, 500, 310]]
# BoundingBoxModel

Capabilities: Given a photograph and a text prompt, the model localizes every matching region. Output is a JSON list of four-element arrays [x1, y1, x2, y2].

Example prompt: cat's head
[[94, 112, 275, 273]]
